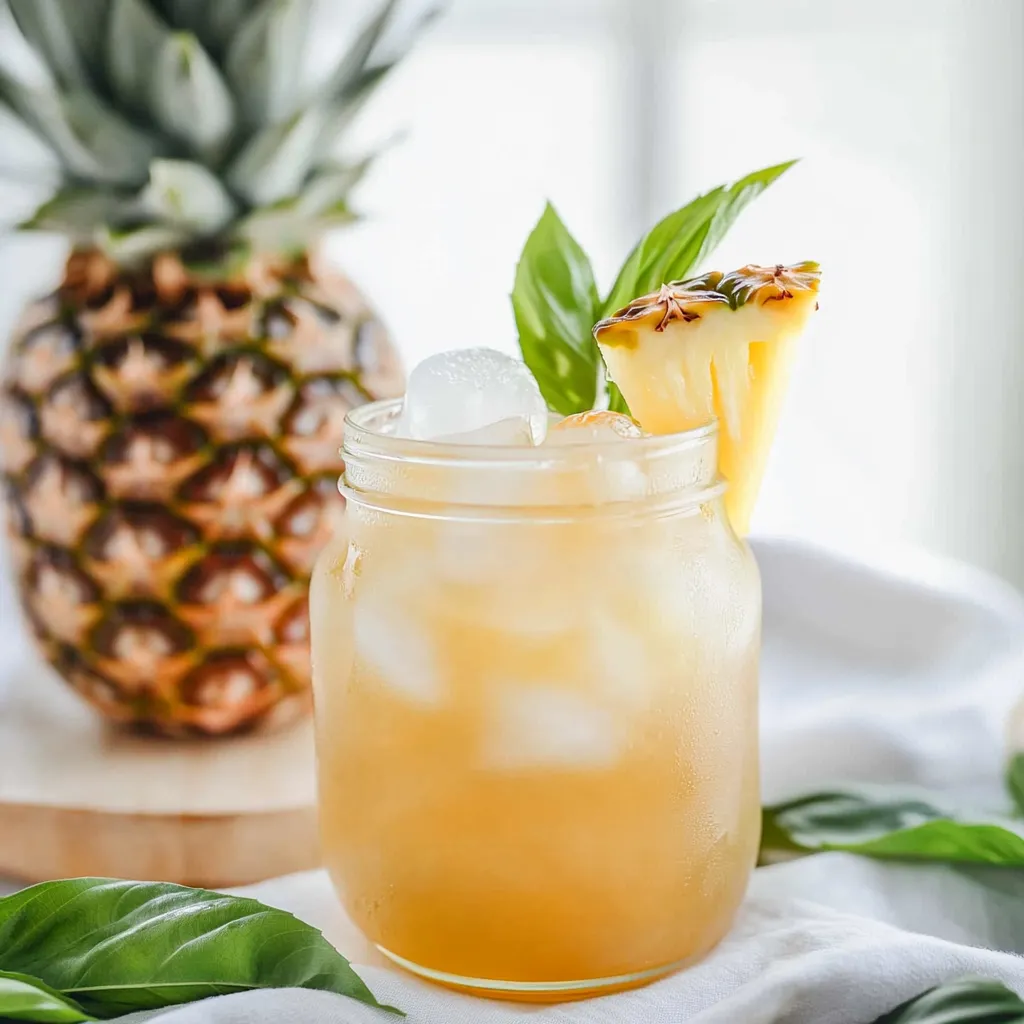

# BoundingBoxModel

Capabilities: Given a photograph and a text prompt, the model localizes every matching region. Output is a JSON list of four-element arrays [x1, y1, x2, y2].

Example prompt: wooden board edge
[[0, 801, 322, 888]]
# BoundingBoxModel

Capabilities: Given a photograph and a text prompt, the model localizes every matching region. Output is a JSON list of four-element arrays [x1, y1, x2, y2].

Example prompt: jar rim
[[343, 398, 718, 467], [340, 399, 724, 521]]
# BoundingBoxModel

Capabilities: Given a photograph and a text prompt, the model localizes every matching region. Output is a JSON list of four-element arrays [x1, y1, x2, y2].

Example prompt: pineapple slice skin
[[595, 263, 820, 535], [0, 249, 403, 736], [596, 263, 820, 336]]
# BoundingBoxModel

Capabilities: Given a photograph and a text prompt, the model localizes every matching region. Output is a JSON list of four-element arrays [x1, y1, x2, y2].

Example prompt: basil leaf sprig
[[0, 878, 399, 1021], [511, 160, 796, 415], [761, 786, 1024, 867], [511, 202, 603, 414], [872, 977, 1024, 1024]]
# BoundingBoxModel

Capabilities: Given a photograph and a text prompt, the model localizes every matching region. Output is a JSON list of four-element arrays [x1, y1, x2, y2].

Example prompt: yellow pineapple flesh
[[594, 263, 820, 534]]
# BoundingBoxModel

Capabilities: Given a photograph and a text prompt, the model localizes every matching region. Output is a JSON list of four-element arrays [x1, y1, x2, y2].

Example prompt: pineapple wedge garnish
[[594, 263, 820, 535]]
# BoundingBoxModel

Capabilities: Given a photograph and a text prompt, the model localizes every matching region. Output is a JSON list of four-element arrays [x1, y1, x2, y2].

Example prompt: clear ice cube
[[545, 411, 650, 501], [438, 417, 535, 446], [397, 348, 548, 443], [353, 592, 443, 706], [589, 611, 655, 712], [482, 686, 622, 770], [544, 411, 647, 445]]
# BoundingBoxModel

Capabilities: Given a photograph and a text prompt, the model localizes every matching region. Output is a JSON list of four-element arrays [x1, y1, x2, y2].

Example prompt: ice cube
[[437, 417, 535, 446], [589, 612, 655, 712], [482, 686, 621, 770], [545, 411, 650, 501], [353, 594, 443, 706], [544, 410, 647, 445], [398, 348, 548, 443]]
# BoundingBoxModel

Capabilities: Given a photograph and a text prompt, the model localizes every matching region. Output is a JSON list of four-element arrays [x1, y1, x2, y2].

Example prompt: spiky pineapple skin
[[0, 248, 402, 735]]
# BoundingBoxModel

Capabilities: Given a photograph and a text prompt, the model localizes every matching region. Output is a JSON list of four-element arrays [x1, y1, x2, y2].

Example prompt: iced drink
[[311, 349, 762, 999]]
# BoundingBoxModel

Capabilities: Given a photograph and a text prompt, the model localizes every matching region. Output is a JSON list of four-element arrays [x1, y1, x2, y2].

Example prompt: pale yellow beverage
[[311, 400, 761, 1000]]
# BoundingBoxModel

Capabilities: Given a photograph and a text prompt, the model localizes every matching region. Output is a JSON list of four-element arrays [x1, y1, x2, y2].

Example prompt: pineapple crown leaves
[[511, 160, 799, 415], [0, 0, 440, 261]]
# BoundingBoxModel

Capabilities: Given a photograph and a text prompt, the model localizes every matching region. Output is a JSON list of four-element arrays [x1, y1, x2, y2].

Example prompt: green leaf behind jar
[[761, 786, 1024, 866]]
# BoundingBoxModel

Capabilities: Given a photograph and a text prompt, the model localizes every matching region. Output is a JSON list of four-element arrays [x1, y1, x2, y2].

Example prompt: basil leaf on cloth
[[0, 878, 399, 1018]]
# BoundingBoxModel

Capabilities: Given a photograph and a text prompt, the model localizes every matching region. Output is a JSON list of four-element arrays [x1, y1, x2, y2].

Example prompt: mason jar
[[311, 398, 761, 1000]]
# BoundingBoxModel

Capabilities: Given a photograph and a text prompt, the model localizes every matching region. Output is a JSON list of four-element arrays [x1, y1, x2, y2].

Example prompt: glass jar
[[311, 399, 762, 1001]]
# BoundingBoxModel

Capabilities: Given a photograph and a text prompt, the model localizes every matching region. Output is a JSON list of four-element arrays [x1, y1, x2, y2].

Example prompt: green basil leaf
[[0, 971, 95, 1023], [512, 202, 601, 414], [0, 878, 398, 1017], [873, 977, 1024, 1023], [514, 162, 795, 416], [1007, 754, 1024, 817], [603, 159, 797, 316], [762, 787, 1024, 866], [692, 160, 799, 269]]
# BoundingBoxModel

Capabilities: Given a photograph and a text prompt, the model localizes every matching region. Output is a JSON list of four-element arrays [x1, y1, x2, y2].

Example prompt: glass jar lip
[[343, 398, 718, 465]]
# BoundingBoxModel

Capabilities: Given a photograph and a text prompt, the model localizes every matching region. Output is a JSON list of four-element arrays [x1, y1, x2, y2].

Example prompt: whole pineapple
[[0, 0, 428, 734]]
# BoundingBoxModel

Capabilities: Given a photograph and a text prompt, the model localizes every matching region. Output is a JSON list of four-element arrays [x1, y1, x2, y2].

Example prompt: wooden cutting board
[[0, 662, 320, 887]]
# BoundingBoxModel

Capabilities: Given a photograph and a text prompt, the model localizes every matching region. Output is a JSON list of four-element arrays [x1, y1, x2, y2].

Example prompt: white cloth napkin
[[30, 538, 1024, 1021], [131, 857, 1024, 1024]]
